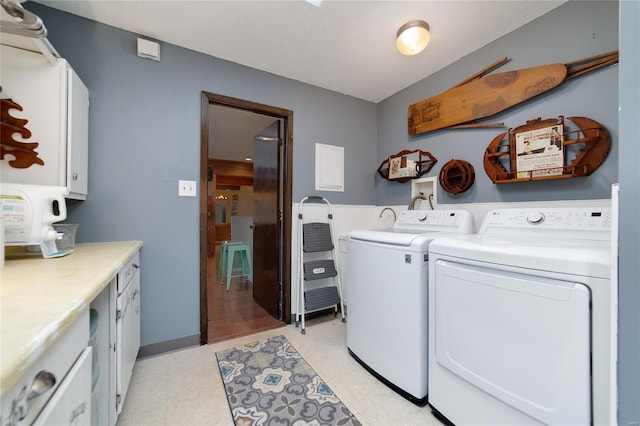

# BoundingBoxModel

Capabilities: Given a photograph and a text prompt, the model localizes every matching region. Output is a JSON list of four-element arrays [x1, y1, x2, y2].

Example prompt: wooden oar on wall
[[408, 50, 618, 136]]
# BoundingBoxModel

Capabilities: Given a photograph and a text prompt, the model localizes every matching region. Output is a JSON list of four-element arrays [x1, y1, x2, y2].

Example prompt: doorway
[[199, 92, 293, 344]]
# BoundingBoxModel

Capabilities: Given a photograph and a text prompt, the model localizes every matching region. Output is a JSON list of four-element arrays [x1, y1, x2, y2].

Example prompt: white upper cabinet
[[0, 44, 89, 200], [66, 66, 89, 198]]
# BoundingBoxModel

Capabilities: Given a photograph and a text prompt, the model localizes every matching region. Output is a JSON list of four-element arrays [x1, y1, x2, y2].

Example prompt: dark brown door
[[252, 127, 281, 318], [206, 174, 216, 256]]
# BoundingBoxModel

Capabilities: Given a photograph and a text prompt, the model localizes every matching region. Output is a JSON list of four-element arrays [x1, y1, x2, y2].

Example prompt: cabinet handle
[[27, 370, 56, 401], [73, 172, 78, 181], [132, 263, 139, 270], [10, 371, 56, 422]]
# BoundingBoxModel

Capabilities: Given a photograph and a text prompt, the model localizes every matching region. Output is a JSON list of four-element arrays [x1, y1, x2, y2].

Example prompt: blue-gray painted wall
[[26, 2, 378, 347], [377, 1, 618, 206], [617, 1, 640, 424]]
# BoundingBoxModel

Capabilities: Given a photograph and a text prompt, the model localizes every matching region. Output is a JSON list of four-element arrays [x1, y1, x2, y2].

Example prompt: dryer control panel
[[481, 207, 611, 240]]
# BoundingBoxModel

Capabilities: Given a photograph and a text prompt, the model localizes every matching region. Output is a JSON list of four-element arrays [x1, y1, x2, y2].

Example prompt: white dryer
[[347, 209, 474, 404], [428, 207, 613, 425]]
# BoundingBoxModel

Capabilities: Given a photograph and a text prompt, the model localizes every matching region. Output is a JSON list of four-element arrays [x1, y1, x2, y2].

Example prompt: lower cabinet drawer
[[117, 252, 140, 294], [33, 347, 92, 426], [1, 310, 89, 426]]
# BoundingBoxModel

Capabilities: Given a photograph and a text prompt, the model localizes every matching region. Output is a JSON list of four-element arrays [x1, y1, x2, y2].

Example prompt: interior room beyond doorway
[[206, 158, 284, 343], [200, 92, 293, 344]]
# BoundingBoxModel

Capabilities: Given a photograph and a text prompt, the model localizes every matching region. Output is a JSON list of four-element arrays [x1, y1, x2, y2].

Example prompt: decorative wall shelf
[[439, 159, 475, 195], [377, 149, 437, 183], [483, 116, 610, 184]]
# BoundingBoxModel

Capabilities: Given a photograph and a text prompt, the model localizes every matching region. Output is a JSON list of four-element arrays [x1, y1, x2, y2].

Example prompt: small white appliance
[[1, 183, 70, 258], [347, 209, 475, 404], [428, 207, 613, 425]]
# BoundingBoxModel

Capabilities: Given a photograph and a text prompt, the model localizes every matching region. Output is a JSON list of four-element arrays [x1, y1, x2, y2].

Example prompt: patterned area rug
[[216, 335, 361, 426]]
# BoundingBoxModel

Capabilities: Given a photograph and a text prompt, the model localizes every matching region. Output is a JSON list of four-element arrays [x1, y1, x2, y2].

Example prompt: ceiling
[[30, 0, 567, 163], [33, 0, 566, 104], [209, 106, 278, 162]]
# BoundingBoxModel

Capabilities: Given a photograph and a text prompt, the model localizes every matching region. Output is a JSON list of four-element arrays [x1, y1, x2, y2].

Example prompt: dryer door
[[433, 260, 591, 425]]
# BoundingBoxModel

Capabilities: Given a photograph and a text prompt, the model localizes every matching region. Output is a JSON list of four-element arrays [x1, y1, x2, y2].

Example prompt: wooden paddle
[[409, 64, 567, 135], [408, 50, 619, 136]]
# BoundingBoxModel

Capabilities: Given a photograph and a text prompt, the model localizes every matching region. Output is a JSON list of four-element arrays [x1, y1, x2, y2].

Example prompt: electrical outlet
[[178, 180, 196, 197]]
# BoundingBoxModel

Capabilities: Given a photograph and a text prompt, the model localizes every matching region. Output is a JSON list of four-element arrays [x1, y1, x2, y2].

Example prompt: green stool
[[219, 241, 244, 278], [225, 244, 253, 291]]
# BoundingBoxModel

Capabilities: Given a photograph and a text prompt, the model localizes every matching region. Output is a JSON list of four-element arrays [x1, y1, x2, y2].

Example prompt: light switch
[[178, 180, 196, 197]]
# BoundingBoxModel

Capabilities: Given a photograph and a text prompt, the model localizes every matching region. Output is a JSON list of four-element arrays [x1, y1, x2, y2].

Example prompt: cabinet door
[[0, 310, 89, 426], [115, 268, 140, 415], [0, 45, 66, 187], [0, 45, 89, 199], [66, 67, 89, 200], [32, 347, 92, 426], [89, 279, 117, 426]]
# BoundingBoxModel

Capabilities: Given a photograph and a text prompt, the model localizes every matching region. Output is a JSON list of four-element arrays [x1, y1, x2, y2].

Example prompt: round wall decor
[[439, 159, 475, 195]]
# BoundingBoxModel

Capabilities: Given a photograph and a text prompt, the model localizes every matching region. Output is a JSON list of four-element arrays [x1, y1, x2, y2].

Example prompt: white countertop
[[0, 241, 143, 395]]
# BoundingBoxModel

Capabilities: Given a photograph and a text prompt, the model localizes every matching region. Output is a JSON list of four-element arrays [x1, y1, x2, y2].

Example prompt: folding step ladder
[[295, 196, 346, 334]]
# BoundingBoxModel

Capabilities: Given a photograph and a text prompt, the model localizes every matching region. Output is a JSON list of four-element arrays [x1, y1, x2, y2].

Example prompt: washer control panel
[[394, 210, 475, 234]]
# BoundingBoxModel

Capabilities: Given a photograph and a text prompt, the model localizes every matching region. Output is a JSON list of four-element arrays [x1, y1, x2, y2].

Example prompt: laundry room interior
[[2, 0, 638, 425]]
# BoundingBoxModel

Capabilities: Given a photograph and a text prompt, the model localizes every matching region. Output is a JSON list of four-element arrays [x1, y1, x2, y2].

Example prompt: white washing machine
[[428, 207, 613, 425], [347, 209, 474, 404]]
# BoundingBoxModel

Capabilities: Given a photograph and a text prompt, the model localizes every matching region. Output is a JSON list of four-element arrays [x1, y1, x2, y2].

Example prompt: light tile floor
[[117, 315, 444, 426]]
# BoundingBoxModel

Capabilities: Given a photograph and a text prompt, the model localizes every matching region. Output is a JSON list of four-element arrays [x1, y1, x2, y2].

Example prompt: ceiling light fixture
[[396, 20, 430, 56]]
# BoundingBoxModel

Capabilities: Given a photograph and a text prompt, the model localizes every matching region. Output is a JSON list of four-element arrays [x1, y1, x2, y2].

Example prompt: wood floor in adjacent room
[[206, 245, 284, 344]]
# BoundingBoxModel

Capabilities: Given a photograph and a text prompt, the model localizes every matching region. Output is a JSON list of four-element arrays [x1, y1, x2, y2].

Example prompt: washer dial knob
[[526, 212, 545, 224]]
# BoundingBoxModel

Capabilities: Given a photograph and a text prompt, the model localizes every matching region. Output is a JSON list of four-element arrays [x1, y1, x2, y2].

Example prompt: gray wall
[[28, 2, 378, 347], [617, 0, 640, 424], [377, 1, 618, 206]]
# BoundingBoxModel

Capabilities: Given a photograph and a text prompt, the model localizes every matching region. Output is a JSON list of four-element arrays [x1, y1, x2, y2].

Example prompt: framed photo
[[388, 156, 403, 179], [515, 124, 564, 178]]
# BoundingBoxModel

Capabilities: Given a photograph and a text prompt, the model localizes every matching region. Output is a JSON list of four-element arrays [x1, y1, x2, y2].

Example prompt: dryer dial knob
[[527, 212, 545, 224]]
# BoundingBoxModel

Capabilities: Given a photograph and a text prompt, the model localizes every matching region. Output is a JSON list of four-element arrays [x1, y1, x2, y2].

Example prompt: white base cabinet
[[115, 252, 141, 417], [0, 242, 143, 426], [90, 250, 141, 425], [0, 310, 90, 426]]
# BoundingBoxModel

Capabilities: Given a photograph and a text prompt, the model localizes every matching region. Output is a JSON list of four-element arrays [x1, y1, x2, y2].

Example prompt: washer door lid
[[348, 229, 425, 247]]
